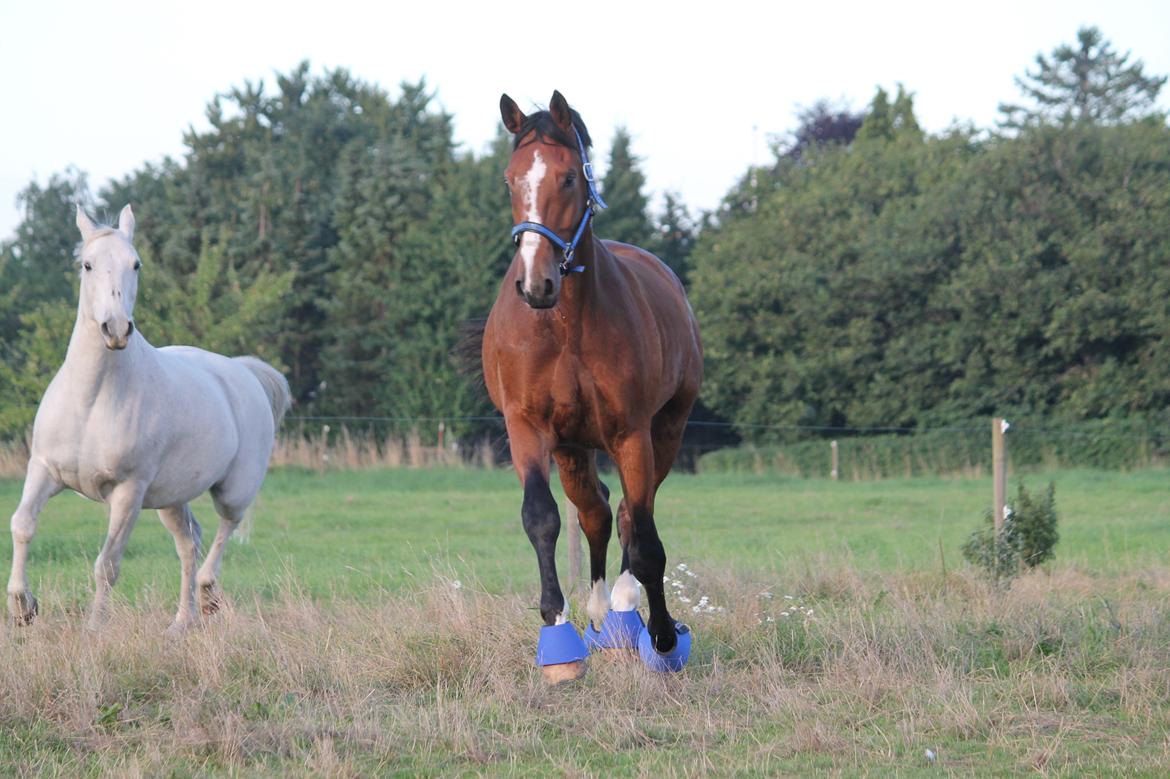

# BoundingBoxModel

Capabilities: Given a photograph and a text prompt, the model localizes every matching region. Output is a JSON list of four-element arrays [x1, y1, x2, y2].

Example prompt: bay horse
[[482, 91, 702, 663], [7, 205, 290, 633]]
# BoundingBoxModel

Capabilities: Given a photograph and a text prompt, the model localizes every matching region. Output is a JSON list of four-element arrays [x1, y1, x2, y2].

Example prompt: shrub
[[962, 482, 1059, 582]]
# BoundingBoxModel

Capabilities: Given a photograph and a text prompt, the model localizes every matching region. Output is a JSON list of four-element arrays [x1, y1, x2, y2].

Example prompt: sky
[[2, 0, 1169, 240]]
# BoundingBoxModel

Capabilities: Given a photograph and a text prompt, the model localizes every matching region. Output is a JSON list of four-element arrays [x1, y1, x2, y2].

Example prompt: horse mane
[[513, 109, 593, 151]]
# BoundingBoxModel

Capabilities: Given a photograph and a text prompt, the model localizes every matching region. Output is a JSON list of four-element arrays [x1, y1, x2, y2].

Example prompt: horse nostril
[[543, 279, 554, 297], [101, 322, 111, 339], [126, 321, 135, 337], [515, 280, 524, 298]]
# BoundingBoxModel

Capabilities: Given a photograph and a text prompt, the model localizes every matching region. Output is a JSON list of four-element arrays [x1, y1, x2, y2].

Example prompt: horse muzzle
[[100, 320, 135, 350], [516, 277, 559, 310]]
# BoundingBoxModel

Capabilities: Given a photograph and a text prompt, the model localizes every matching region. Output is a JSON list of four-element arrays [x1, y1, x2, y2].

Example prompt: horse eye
[[563, 174, 576, 189], [133, 261, 141, 271], [83, 262, 92, 272]]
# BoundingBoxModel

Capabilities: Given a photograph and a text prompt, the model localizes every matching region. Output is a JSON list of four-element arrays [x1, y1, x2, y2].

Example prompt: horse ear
[[500, 93, 526, 134], [117, 204, 135, 240], [549, 90, 573, 133], [76, 204, 97, 241]]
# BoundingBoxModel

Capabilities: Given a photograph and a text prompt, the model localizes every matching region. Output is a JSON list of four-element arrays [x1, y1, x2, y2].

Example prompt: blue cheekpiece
[[584, 609, 645, 651], [535, 621, 589, 666], [637, 622, 692, 673]]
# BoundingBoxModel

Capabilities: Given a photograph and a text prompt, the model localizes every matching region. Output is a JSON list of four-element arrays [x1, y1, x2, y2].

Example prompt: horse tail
[[235, 356, 292, 432], [454, 318, 487, 394]]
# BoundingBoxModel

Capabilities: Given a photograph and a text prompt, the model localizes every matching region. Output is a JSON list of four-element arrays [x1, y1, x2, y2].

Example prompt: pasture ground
[[0, 467, 1168, 776]]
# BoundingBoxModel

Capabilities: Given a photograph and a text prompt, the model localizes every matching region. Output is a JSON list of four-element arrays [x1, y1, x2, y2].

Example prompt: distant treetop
[[999, 26, 1167, 129]]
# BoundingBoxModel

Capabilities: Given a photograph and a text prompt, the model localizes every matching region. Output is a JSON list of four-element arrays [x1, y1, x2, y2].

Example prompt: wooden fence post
[[566, 502, 582, 590], [830, 440, 839, 481], [992, 418, 1008, 533]]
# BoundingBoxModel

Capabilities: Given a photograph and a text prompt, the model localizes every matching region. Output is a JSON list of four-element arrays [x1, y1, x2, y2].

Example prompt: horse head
[[500, 90, 602, 310], [75, 205, 140, 350]]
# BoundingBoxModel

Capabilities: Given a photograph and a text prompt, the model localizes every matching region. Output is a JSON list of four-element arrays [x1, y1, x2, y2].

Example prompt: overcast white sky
[[2, 0, 1168, 240]]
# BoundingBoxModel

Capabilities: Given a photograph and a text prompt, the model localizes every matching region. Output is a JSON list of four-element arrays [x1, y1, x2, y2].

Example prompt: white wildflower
[[451, 580, 462, 590]]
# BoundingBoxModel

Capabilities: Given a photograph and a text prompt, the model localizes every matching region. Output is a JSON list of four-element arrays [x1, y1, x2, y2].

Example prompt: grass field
[[0, 466, 1168, 776]]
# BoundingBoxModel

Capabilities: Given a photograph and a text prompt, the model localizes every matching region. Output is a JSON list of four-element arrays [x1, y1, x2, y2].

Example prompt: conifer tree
[[597, 127, 653, 246], [999, 26, 1167, 128]]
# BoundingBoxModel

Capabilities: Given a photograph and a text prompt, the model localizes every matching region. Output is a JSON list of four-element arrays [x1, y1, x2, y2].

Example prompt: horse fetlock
[[610, 570, 642, 611], [8, 591, 38, 625], [587, 578, 610, 628], [540, 592, 567, 625], [198, 582, 224, 615]]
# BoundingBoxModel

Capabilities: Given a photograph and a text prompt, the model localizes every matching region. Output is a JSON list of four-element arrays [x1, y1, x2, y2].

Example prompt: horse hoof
[[541, 660, 587, 684], [637, 622, 692, 673], [536, 622, 589, 684], [165, 620, 193, 638], [585, 609, 644, 652], [8, 592, 38, 626]]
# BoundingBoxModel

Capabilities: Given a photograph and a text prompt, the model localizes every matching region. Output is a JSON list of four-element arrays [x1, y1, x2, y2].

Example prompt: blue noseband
[[510, 127, 608, 276]]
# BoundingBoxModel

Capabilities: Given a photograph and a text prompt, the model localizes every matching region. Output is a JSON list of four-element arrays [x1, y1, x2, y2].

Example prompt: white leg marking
[[555, 600, 570, 626], [587, 577, 610, 628], [519, 150, 547, 285], [611, 571, 642, 612]]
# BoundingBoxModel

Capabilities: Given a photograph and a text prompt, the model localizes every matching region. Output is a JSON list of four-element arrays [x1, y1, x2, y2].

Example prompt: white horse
[[6, 205, 291, 633]]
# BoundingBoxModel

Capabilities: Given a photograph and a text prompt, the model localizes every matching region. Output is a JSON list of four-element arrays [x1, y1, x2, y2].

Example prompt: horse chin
[[103, 337, 129, 351]]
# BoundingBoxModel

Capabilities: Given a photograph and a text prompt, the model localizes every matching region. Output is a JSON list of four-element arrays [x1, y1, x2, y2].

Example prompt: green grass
[[1, 467, 1166, 608], [0, 466, 1169, 777]]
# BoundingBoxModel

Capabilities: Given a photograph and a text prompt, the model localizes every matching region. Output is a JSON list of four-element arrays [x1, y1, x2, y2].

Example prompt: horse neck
[[62, 298, 149, 399], [557, 233, 609, 322]]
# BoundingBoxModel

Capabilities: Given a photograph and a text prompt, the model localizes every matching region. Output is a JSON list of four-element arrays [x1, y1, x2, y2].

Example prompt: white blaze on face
[[518, 149, 547, 284], [610, 571, 642, 612]]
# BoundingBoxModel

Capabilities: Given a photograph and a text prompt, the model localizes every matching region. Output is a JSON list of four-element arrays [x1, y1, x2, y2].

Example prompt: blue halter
[[510, 127, 608, 276]]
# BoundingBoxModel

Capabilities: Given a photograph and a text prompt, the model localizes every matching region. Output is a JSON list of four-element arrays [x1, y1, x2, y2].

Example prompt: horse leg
[[7, 461, 62, 625], [508, 421, 565, 625], [88, 483, 146, 631], [553, 447, 613, 629], [613, 431, 677, 653], [195, 508, 243, 615], [612, 499, 641, 613], [157, 504, 203, 633]]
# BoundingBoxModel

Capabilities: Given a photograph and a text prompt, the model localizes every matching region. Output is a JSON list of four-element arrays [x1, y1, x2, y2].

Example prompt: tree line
[[1, 28, 1166, 444]]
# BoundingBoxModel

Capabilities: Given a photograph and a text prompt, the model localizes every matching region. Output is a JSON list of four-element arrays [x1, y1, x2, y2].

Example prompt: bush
[[962, 482, 1059, 581]]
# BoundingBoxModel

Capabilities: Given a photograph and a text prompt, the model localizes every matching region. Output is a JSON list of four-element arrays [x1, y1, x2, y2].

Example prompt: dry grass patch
[[1, 565, 1169, 775]]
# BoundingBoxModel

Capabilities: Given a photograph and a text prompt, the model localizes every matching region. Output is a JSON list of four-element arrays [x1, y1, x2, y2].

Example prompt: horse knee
[[10, 510, 35, 544]]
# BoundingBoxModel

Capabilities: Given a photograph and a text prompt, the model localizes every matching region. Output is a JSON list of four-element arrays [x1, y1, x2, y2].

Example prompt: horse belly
[[141, 418, 239, 508]]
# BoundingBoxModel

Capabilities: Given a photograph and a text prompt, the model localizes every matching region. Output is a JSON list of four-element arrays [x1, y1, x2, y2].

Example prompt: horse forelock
[[73, 226, 126, 262], [512, 109, 592, 152]]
